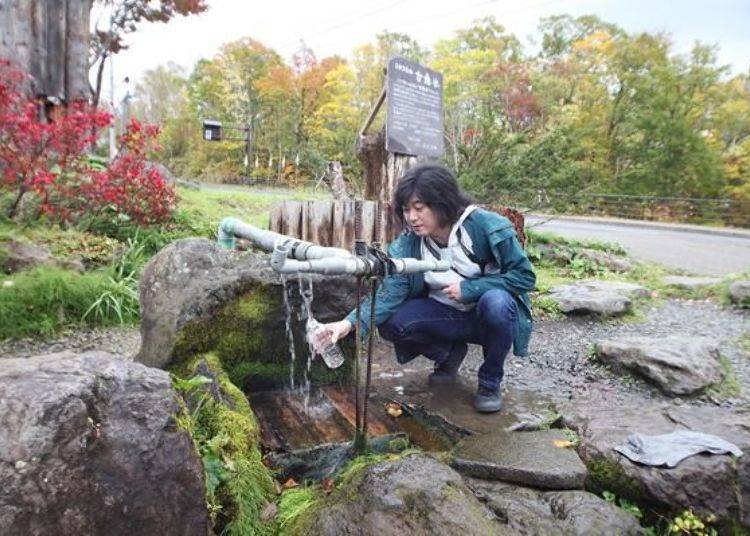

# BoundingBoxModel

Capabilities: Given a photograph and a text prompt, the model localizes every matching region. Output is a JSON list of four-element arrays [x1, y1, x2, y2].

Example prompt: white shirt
[[421, 205, 483, 311]]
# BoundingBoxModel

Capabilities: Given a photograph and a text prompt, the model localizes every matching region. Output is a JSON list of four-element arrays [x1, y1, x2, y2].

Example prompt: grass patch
[[0, 267, 138, 339], [0, 185, 323, 341]]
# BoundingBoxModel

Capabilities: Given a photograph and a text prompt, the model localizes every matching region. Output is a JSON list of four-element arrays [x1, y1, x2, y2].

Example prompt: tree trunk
[[0, 0, 92, 103], [7, 186, 27, 219], [324, 161, 351, 200]]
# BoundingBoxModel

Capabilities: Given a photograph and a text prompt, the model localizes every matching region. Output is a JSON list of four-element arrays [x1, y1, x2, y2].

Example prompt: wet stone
[[452, 429, 588, 490], [467, 478, 644, 536]]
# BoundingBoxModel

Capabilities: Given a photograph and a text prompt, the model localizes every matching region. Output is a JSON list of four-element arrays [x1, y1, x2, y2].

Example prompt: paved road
[[525, 216, 750, 276]]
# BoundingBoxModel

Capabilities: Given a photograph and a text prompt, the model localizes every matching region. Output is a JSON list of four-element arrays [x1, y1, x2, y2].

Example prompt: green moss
[[228, 361, 290, 390], [277, 487, 321, 535], [236, 294, 270, 321], [171, 285, 291, 381], [171, 353, 276, 536], [586, 456, 642, 499]]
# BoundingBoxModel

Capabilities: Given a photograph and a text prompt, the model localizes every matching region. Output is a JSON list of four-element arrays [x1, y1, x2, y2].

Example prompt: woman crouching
[[320, 164, 536, 413]]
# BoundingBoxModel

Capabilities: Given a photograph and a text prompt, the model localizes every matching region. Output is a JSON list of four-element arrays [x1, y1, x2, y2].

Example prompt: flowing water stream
[[280, 274, 319, 412]]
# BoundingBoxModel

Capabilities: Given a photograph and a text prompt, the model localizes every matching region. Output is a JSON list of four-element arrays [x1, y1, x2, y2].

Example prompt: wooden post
[[356, 128, 416, 243]]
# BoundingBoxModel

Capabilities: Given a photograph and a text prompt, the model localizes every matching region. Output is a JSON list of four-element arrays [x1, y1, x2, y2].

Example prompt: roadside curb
[[526, 213, 750, 240]]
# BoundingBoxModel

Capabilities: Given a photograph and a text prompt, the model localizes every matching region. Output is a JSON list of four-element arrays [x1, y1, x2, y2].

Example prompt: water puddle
[[249, 385, 463, 481]]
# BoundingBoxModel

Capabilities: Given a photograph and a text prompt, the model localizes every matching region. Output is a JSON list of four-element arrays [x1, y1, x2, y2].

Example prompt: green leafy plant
[[668, 509, 718, 535], [82, 234, 146, 325], [602, 490, 644, 520]]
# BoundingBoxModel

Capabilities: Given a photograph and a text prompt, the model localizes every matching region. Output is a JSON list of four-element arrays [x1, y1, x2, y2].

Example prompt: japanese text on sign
[[386, 57, 444, 158]]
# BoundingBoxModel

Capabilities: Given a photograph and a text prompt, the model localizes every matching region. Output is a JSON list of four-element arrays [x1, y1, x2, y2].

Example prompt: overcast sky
[[97, 0, 750, 100]]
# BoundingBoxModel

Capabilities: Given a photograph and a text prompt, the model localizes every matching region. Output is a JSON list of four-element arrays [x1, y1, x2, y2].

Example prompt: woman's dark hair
[[392, 164, 474, 230]]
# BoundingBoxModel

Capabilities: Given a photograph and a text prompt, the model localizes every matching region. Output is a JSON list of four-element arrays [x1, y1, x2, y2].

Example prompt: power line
[[280, 0, 567, 61], [384, 0, 565, 33], [277, 0, 409, 55]]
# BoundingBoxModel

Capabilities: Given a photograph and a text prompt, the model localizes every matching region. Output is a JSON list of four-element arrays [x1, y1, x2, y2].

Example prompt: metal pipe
[[272, 254, 368, 275], [218, 217, 351, 259], [269, 243, 450, 276]]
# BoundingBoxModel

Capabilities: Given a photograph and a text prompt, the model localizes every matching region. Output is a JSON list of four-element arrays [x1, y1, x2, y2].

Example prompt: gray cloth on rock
[[614, 430, 743, 468]]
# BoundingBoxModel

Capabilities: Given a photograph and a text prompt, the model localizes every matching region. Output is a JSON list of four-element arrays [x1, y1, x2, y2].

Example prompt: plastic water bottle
[[306, 318, 345, 369]]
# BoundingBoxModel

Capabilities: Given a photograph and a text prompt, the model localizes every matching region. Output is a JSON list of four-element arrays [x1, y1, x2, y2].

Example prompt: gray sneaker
[[428, 343, 468, 386], [474, 386, 502, 413]]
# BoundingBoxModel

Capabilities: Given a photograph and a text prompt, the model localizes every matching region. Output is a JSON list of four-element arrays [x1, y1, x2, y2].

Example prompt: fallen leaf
[[260, 501, 278, 522], [385, 402, 403, 418], [322, 477, 335, 494], [553, 439, 576, 448], [282, 478, 298, 489]]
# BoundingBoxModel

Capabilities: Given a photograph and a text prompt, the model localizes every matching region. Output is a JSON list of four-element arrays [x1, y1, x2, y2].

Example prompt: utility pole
[[108, 55, 116, 161]]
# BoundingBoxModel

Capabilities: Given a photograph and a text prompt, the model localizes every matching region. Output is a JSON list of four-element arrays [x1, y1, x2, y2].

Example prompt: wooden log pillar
[[356, 128, 416, 244]]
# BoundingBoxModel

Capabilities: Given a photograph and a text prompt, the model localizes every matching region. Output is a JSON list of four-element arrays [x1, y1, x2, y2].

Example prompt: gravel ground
[[1, 299, 747, 411], [478, 299, 750, 408], [371, 298, 750, 409], [0, 326, 141, 360]]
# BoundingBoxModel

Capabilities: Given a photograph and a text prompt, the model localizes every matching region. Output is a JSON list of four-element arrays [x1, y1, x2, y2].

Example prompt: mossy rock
[[172, 284, 355, 391], [585, 456, 643, 500], [284, 452, 504, 535], [138, 239, 358, 388], [171, 353, 277, 536]]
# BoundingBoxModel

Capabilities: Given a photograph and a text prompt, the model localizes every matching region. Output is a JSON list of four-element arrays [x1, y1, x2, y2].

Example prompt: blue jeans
[[378, 289, 518, 390]]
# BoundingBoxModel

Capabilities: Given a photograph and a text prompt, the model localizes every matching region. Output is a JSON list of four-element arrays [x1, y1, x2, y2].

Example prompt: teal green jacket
[[345, 208, 536, 356]]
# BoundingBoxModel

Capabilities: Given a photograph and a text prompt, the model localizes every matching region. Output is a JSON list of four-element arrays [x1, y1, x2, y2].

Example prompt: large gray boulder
[[452, 429, 587, 490], [299, 453, 513, 535], [729, 280, 750, 307], [0, 351, 206, 535], [559, 401, 749, 531], [0, 237, 85, 274], [467, 478, 644, 535], [594, 336, 722, 396], [549, 280, 648, 316], [136, 239, 357, 385], [0, 238, 56, 274]]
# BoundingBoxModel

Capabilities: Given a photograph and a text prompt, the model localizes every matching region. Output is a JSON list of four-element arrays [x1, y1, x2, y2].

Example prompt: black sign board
[[386, 57, 444, 158]]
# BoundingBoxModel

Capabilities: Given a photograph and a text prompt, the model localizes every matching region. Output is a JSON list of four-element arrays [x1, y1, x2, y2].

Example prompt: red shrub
[[82, 120, 176, 225], [0, 59, 175, 225]]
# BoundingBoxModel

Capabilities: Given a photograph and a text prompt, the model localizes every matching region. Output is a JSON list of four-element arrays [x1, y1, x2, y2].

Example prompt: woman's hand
[[316, 319, 353, 346], [443, 282, 462, 301]]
